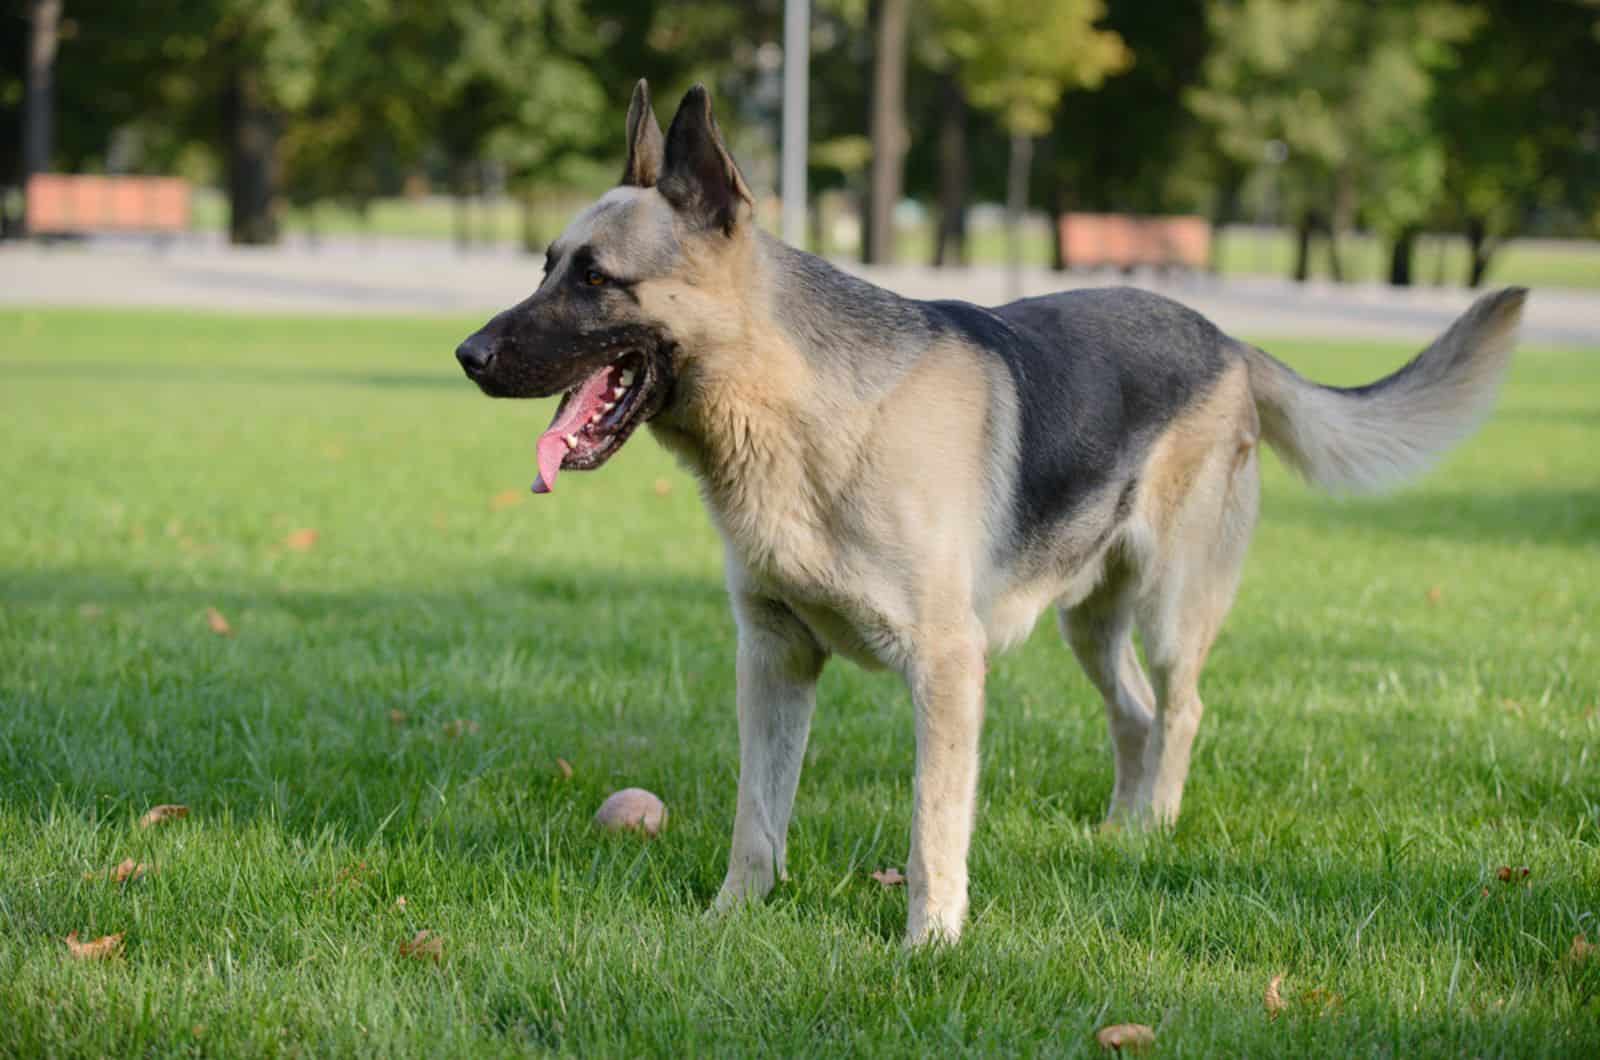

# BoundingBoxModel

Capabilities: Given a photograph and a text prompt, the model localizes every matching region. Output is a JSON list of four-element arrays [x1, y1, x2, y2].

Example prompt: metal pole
[[780, 0, 809, 248]]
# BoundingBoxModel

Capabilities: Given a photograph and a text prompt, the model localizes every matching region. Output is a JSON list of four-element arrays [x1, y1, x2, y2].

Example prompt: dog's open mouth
[[533, 352, 662, 493]]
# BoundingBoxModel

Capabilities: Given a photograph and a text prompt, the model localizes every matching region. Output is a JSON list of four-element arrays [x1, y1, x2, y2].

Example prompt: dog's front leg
[[904, 628, 987, 946], [712, 593, 826, 914]]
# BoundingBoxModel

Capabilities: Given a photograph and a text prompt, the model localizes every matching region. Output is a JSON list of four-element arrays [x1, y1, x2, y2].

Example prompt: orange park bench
[[1058, 213, 1211, 272], [25, 174, 191, 238]]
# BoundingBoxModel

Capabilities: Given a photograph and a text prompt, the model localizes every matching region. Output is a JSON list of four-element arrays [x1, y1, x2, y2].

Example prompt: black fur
[[928, 287, 1232, 544]]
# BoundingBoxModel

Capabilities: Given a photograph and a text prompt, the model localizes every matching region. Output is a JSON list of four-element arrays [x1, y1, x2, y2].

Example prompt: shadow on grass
[[1265, 485, 1599, 548]]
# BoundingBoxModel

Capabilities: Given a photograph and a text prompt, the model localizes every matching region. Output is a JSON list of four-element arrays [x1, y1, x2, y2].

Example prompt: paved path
[[3, 238, 1596, 347]]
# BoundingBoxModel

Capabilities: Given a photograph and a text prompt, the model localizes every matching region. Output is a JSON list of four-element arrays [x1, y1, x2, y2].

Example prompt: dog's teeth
[[612, 387, 626, 399], [564, 434, 578, 448], [590, 412, 603, 424], [603, 402, 616, 411]]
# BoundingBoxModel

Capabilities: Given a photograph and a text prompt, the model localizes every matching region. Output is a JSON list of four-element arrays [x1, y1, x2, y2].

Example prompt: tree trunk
[[1325, 223, 1345, 283], [865, 0, 908, 265], [1387, 227, 1418, 287], [1465, 216, 1494, 287], [1005, 131, 1034, 301], [1208, 168, 1244, 275], [1292, 212, 1313, 283], [224, 57, 280, 245], [21, 0, 61, 235], [932, 73, 968, 268], [809, 192, 826, 256]]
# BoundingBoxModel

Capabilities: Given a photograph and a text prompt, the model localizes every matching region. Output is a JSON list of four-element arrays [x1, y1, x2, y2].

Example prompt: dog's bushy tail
[[1243, 287, 1526, 494]]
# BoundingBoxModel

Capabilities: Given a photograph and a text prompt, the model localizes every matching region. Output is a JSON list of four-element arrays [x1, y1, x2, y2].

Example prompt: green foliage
[[931, 0, 1128, 135]]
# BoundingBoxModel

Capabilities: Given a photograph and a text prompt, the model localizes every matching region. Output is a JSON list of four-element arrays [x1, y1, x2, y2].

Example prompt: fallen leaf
[[1569, 934, 1596, 963], [284, 528, 319, 552], [84, 858, 152, 884], [112, 859, 151, 884], [555, 757, 574, 780], [1495, 865, 1530, 883], [139, 804, 189, 829], [869, 867, 906, 888], [653, 478, 672, 497], [1500, 698, 1525, 717], [441, 719, 480, 739], [64, 931, 124, 960], [1264, 974, 1287, 1020], [1095, 1023, 1155, 1052], [387, 709, 409, 727], [399, 930, 443, 963], [328, 860, 370, 894], [394, 896, 408, 911], [192, 1025, 207, 1038], [79, 603, 105, 620], [489, 489, 524, 511], [205, 607, 233, 636], [1425, 585, 1443, 605], [1299, 987, 1344, 1015]]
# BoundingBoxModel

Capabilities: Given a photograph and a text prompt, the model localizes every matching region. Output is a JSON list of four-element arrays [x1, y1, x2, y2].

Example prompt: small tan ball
[[594, 788, 667, 836]]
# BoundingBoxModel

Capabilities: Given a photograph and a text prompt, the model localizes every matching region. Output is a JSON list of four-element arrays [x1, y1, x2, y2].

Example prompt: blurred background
[[3, 0, 1598, 294]]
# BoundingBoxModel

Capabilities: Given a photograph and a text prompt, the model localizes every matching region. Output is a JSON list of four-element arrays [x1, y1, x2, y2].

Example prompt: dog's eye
[[583, 269, 607, 287]]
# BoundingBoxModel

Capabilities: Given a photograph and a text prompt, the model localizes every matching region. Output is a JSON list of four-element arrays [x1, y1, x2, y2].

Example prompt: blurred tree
[[1433, 0, 1600, 285], [1188, 0, 1475, 285], [1039, 0, 1212, 269], [933, 0, 1128, 289]]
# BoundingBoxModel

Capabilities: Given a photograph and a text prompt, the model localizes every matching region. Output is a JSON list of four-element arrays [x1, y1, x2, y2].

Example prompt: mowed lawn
[[1, 307, 1596, 1057]]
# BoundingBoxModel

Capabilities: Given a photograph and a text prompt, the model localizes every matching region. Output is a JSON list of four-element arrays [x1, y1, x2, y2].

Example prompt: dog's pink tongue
[[531, 367, 614, 494]]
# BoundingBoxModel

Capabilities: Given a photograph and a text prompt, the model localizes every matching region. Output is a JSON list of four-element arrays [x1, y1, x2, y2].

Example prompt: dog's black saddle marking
[[927, 287, 1232, 545]]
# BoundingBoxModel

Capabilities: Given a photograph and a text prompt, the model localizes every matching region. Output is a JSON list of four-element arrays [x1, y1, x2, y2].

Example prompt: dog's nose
[[455, 333, 497, 374]]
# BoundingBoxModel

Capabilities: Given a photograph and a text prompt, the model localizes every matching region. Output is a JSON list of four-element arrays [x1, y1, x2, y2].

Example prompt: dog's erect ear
[[658, 84, 753, 234], [621, 79, 664, 188]]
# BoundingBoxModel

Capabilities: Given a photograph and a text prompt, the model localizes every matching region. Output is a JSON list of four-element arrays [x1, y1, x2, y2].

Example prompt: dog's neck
[[649, 231, 930, 574]]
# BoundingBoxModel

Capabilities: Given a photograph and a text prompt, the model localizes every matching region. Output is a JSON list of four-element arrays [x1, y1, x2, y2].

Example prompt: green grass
[[1, 308, 1597, 1057]]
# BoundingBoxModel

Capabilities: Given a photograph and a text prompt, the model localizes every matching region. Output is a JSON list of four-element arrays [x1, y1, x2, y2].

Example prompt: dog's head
[[455, 80, 755, 493]]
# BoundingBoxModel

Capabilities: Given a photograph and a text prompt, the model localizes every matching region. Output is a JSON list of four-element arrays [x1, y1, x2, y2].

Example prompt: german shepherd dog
[[456, 81, 1526, 945]]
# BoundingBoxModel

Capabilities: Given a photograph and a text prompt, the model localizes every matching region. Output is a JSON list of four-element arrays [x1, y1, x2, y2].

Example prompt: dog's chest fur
[[651, 338, 994, 671]]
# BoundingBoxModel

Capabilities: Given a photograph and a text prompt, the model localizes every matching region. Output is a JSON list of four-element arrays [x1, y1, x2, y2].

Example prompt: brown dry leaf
[[192, 1025, 207, 1038], [64, 931, 125, 960], [652, 478, 673, 497], [112, 859, 151, 884], [869, 867, 906, 888], [1425, 585, 1443, 605], [1569, 934, 1596, 963], [394, 896, 408, 911], [387, 709, 409, 727], [1299, 987, 1345, 1015], [139, 804, 189, 829], [79, 603, 105, 621], [1495, 865, 1531, 883], [489, 489, 524, 512], [284, 528, 319, 552], [329, 861, 371, 894], [399, 930, 444, 963], [441, 719, 480, 739], [205, 607, 233, 636], [1264, 974, 1287, 1020], [1500, 698, 1525, 717], [555, 757, 574, 780], [1095, 1023, 1155, 1052]]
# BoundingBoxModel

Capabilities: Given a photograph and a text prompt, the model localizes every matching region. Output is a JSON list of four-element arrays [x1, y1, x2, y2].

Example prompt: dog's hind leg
[[1130, 428, 1259, 827], [1058, 560, 1156, 826], [713, 592, 826, 914]]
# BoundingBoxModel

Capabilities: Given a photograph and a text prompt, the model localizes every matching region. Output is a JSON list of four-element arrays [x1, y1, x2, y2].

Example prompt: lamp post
[[781, 0, 810, 248]]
